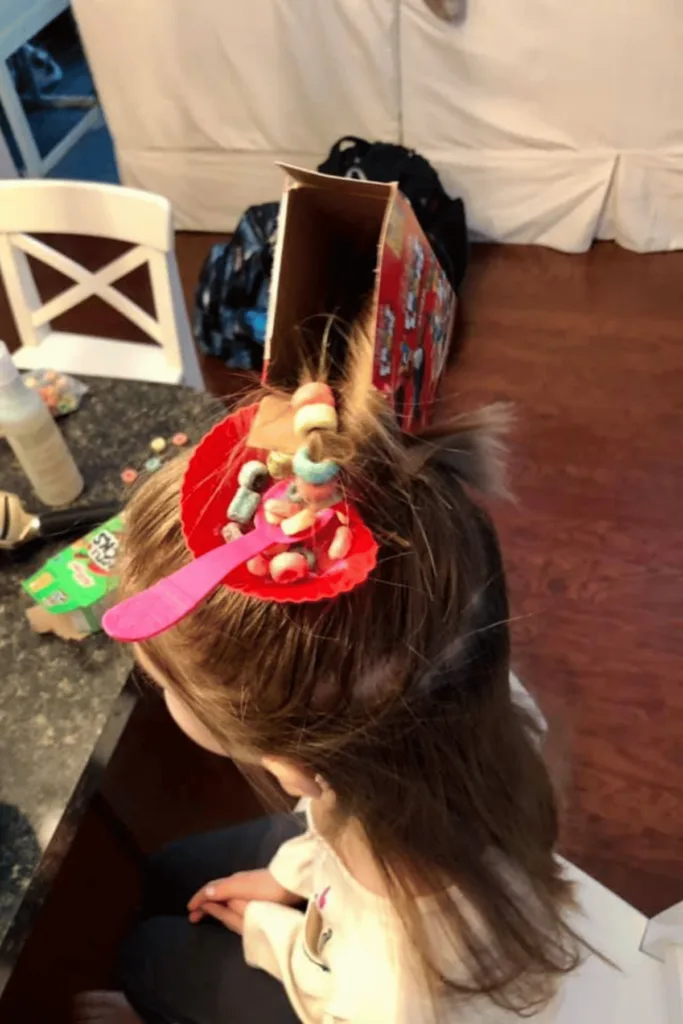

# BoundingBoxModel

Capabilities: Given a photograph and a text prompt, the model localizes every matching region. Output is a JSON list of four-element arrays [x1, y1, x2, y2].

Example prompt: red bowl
[[180, 405, 378, 603]]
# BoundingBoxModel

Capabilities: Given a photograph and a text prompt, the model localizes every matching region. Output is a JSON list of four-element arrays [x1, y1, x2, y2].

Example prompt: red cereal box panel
[[373, 193, 456, 431]]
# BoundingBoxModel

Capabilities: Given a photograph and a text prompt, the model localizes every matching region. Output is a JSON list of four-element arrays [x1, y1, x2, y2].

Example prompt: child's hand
[[187, 869, 299, 934]]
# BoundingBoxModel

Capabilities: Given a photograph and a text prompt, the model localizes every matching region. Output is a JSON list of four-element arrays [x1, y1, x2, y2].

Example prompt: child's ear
[[262, 756, 323, 798], [294, 772, 324, 799]]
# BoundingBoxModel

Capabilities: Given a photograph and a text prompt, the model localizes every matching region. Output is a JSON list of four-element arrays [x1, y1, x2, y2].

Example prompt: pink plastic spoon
[[103, 485, 334, 642]]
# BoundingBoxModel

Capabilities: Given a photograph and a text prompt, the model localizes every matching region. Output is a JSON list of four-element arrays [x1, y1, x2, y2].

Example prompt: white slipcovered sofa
[[74, 0, 683, 251]]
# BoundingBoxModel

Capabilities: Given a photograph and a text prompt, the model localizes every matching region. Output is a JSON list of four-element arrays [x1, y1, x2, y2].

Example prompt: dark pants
[[118, 816, 303, 1024]]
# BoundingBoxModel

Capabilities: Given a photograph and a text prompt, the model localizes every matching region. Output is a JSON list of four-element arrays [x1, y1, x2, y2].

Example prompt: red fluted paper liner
[[180, 405, 378, 603]]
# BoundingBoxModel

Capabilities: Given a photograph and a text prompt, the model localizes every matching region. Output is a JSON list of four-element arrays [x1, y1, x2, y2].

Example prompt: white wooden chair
[[0, 0, 100, 178], [510, 674, 682, 1021], [0, 179, 204, 387], [556, 862, 683, 1023]]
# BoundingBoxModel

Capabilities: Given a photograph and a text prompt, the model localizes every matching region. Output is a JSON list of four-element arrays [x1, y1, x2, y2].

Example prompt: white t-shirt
[[242, 803, 563, 1024]]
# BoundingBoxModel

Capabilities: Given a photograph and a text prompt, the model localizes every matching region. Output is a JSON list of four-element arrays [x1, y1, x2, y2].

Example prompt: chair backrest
[[0, 179, 173, 247], [0, 180, 202, 388]]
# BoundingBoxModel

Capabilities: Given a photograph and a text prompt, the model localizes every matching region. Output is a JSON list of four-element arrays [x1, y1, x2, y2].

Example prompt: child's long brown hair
[[120, 359, 579, 1014]]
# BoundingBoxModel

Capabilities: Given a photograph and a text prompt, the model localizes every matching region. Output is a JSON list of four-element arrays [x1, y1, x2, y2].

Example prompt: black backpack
[[193, 202, 278, 370], [318, 136, 468, 294]]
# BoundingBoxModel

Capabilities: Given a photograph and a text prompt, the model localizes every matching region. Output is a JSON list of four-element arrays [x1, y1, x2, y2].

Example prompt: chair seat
[[12, 332, 185, 384]]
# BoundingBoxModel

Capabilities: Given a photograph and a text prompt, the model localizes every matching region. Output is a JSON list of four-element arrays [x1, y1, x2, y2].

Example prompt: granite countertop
[[0, 378, 223, 985]]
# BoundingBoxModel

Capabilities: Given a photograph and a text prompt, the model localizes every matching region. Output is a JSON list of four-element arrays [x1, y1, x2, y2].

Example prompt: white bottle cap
[[0, 341, 19, 387]]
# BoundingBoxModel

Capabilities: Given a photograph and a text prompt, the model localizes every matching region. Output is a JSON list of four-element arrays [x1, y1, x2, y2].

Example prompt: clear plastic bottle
[[0, 342, 84, 506]]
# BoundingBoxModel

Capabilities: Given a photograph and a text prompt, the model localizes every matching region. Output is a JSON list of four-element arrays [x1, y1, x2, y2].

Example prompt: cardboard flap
[[277, 163, 397, 200], [264, 168, 389, 389], [247, 394, 299, 454]]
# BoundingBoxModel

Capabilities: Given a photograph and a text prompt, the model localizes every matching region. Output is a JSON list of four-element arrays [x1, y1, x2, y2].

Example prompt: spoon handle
[[103, 527, 272, 641]]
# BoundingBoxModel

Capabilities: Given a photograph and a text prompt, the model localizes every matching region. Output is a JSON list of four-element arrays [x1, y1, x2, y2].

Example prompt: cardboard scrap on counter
[[22, 515, 124, 641], [262, 165, 457, 432]]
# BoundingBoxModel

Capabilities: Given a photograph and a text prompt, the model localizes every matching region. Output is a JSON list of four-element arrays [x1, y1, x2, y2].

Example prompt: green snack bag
[[23, 515, 124, 639]]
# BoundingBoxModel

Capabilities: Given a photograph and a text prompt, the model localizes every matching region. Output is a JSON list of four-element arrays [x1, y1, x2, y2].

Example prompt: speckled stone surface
[[0, 378, 223, 981]]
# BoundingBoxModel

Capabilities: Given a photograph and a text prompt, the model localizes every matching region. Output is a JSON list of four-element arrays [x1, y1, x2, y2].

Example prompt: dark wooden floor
[[1, 235, 681, 1020], [452, 244, 683, 916]]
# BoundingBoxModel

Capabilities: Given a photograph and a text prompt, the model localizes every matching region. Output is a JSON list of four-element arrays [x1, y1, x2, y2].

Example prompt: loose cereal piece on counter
[[145, 457, 162, 472], [291, 381, 335, 411], [293, 403, 338, 438], [270, 551, 309, 583], [150, 436, 167, 454], [227, 486, 261, 526], [221, 522, 243, 543], [328, 525, 352, 561], [238, 460, 269, 492], [121, 468, 138, 485], [172, 432, 188, 447], [281, 507, 316, 537], [266, 450, 293, 480], [246, 554, 269, 577]]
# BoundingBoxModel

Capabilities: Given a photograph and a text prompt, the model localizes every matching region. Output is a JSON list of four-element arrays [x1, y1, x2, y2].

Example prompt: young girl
[[78, 377, 580, 1024]]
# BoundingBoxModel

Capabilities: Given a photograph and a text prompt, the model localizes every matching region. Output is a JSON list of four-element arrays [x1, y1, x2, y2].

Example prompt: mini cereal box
[[23, 515, 124, 638], [262, 165, 457, 432]]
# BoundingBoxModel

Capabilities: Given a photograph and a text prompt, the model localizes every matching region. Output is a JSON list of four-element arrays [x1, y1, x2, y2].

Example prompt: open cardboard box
[[261, 165, 456, 433], [22, 515, 124, 640]]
